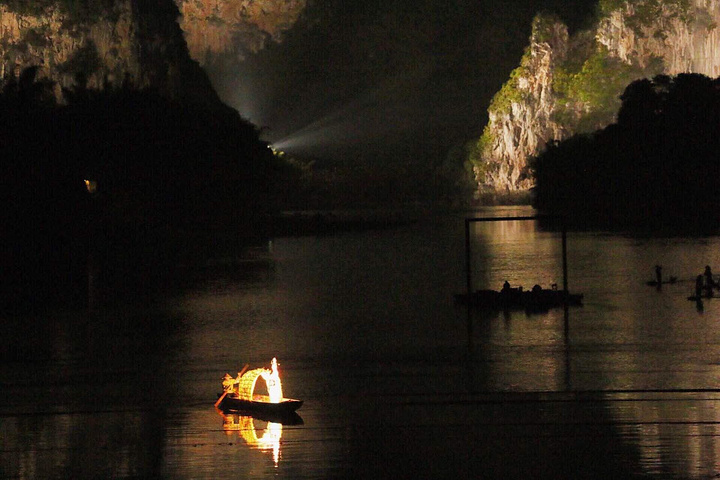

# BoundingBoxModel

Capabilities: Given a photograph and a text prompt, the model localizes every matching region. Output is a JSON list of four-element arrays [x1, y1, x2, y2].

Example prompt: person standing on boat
[[222, 373, 236, 394], [655, 265, 662, 285]]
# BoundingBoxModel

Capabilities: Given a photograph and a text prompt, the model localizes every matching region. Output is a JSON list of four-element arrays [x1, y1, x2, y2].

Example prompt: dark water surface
[[4, 206, 720, 479]]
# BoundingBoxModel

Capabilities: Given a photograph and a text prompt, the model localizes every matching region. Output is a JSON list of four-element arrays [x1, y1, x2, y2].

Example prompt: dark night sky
[[208, 0, 598, 168]]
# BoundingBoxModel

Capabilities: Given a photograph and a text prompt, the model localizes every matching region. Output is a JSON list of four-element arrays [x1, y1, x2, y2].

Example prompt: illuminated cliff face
[[596, 0, 720, 77], [0, 1, 219, 103], [174, 0, 307, 63], [0, 0, 306, 107], [477, 0, 720, 194], [0, 2, 139, 90], [478, 15, 569, 193]]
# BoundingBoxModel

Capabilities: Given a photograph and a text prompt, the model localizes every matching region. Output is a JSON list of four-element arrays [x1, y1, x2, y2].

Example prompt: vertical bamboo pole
[[465, 218, 474, 359], [562, 223, 568, 293], [465, 218, 472, 296]]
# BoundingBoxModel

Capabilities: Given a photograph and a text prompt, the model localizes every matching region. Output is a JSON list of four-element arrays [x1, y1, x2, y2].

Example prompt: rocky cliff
[[0, 0, 219, 103], [475, 14, 569, 192], [175, 0, 306, 64], [474, 0, 720, 195]]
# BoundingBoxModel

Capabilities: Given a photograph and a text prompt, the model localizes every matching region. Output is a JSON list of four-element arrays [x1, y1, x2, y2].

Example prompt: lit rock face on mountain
[[0, 3, 132, 89], [0, 0, 218, 103], [174, 0, 307, 63], [474, 0, 720, 195], [476, 15, 569, 193]]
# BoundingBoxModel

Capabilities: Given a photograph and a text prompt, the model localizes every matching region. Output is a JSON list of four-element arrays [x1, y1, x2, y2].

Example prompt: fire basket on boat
[[215, 358, 303, 417]]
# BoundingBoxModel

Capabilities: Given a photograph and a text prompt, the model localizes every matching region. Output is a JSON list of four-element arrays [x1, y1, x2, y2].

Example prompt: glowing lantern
[[84, 179, 97, 194]]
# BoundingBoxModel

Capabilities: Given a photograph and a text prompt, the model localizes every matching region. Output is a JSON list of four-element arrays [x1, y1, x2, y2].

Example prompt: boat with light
[[215, 358, 303, 417]]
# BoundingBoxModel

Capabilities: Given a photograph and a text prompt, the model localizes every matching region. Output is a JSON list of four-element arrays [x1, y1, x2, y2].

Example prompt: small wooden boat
[[455, 286, 583, 311], [217, 394, 303, 416], [216, 358, 303, 417]]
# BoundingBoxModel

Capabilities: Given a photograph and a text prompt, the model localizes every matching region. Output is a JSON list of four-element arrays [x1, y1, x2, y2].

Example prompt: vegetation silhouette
[[1, 68, 290, 311], [531, 73, 720, 233]]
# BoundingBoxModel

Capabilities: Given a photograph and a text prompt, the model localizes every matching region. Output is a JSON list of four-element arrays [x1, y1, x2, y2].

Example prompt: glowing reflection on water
[[219, 413, 282, 466]]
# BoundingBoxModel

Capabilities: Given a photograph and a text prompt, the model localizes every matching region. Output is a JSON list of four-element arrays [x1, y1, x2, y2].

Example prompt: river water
[[3, 206, 720, 479]]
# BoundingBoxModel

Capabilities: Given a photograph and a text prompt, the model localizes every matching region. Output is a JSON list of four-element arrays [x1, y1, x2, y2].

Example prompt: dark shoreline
[[268, 209, 422, 237]]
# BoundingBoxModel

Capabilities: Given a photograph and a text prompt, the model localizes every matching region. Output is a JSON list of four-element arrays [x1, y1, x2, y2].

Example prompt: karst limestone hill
[[175, 0, 306, 64], [0, 0, 221, 103], [473, 0, 720, 196]]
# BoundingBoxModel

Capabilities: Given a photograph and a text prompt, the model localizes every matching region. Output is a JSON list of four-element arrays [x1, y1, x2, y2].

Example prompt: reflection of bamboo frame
[[239, 416, 282, 466], [220, 412, 282, 466]]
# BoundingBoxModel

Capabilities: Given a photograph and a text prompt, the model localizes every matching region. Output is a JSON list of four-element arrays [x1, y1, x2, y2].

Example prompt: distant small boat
[[455, 287, 583, 311], [646, 276, 677, 286], [216, 358, 303, 418]]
